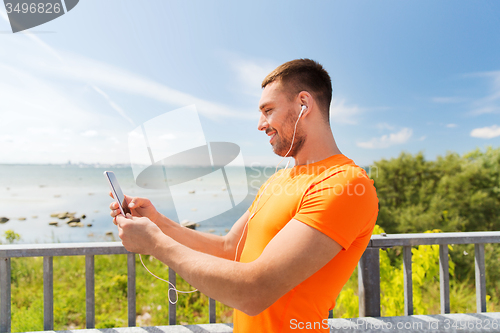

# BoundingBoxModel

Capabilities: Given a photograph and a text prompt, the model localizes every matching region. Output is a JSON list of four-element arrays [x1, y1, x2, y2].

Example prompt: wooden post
[[403, 246, 413, 316], [169, 268, 176, 325], [475, 244, 487, 313], [209, 298, 216, 323], [358, 248, 380, 317], [0, 257, 11, 333], [127, 253, 136, 327], [439, 245, 450, 314], [43, 256, 54, 330], [85, 255, 95, 328]]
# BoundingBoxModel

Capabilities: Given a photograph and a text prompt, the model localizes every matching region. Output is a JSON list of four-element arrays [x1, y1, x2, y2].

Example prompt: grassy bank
[[10, 253, 233, 332]]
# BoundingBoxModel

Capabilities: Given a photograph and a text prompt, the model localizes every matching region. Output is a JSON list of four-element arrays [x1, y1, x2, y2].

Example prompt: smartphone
[[104, 171, 131, 216]]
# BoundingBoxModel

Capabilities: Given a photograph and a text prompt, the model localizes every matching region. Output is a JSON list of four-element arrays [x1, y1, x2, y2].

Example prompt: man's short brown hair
[[262, 59, 332, 122]]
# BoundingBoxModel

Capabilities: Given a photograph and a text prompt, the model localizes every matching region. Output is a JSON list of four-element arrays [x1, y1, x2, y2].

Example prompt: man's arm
[[154, 210, 250, 260], [115, 215, 342, 316], [110, 195, 249, 260]]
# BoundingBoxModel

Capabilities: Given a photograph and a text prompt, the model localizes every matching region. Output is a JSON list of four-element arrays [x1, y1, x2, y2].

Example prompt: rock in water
[[180, 220, 199, 230], [0, 217, 9, 223], [48, 221, 58, 226], [67, 218, 81, 223]]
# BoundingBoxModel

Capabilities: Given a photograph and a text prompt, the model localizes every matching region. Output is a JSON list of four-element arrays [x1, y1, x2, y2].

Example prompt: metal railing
[[1, 231, 500, 332], [0, 243, 216, 332], [358, 231, 500, 317]]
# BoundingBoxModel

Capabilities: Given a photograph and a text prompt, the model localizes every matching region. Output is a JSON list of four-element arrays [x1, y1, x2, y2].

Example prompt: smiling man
[[111, 59, 378, 332]]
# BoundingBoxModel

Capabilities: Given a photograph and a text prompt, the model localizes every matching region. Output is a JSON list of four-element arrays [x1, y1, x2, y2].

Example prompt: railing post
[[0, 257, 11, 333], [127, 253, 136, 327], [43, 256, 54, 330], [439, 244, 450, 314], [168, 268, 176, 325], [209, 298, 216, 323], [85, 255, 95, 328], [475, 243, 487, 313], [403, 246, 413, 316], [358, 247, 380, 317]]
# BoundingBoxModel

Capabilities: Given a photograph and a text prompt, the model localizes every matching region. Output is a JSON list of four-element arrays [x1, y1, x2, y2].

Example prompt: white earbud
[[299, 105, 307, 118]]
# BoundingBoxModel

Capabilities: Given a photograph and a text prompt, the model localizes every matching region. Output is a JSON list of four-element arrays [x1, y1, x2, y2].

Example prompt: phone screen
[[104, 171, 131, 216]]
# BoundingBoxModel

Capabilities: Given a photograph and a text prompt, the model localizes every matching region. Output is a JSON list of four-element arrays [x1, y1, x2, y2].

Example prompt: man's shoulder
[[316, 159, 371, 184]]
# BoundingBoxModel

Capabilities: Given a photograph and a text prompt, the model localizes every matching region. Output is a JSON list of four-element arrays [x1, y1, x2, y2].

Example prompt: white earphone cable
[[140, 106, 304, 301], [234, 107, 303, 261], [139, 254, 197, 304]]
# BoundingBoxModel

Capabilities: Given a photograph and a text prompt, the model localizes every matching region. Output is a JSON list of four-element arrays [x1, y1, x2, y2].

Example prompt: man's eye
[[265, 109, 272, 114]]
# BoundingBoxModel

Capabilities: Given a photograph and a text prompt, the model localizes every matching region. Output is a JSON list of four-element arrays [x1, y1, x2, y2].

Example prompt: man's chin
[[272, 146, 288, 157]]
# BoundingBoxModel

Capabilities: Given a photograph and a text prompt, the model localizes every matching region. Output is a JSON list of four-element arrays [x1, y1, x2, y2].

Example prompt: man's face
[[258, 81, 306, 157]]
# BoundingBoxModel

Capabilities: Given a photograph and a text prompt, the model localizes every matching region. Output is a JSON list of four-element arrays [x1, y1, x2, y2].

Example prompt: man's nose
[[257, 113, 268, 132]]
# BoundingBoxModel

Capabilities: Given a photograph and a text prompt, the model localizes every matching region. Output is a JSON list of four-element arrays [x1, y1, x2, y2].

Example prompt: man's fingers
[[128, 197, 143, 209], [115, 214, 126, 227], [109, 191, 114, 199], [115, 213, 133, 227], [128, 198, 136, 208]]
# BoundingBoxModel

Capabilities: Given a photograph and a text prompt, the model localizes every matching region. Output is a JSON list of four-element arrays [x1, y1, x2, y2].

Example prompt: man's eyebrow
[[259, 102, 270, 111]]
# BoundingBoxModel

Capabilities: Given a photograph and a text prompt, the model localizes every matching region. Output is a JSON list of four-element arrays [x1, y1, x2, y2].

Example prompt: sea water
[[0, 164, 268, 244]]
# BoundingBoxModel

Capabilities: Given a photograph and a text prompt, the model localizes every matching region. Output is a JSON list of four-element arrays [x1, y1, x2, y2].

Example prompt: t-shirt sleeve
[[293, 169, 379, 250]]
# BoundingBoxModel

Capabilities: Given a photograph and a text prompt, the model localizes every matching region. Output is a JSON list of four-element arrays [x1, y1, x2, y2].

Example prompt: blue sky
[[1, 0, 499, 167]]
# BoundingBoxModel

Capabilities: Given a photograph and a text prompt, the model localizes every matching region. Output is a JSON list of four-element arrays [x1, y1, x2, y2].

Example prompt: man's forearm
[[154, 213, 233, 259], [152, 234, 260, 315]]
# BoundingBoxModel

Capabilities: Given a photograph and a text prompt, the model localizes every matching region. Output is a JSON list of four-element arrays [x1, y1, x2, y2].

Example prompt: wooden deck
[[22, 312, 500, 333]]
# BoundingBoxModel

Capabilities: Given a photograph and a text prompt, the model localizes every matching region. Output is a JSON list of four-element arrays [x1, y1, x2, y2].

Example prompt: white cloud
[[357, 128, 413, 149], [446, 123, 458, 128], [432, 97, 464, 104], [376, 123, 395, 131], [106, 136, 120, 144], [0, 44, 128, 163], [0, 29, 258, 164], [467, 71, 500, 116], [81, 130, 98, 137], [330, 98, 363, 125], [470, 106, 500, 115], [159, 133, 176, 141], [20, 50, 253, 120], [231, 58, 276, 97], [470, 125, 500, 139], [91, 85, 135, 126]]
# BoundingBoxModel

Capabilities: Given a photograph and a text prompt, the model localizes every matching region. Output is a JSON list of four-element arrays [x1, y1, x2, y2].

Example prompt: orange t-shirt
[[233, 154, 379, 332]]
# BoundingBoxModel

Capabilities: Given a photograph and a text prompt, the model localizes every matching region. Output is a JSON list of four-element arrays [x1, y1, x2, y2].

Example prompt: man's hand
[[114, 213, 166, 255], [109, 193, 160, 223]]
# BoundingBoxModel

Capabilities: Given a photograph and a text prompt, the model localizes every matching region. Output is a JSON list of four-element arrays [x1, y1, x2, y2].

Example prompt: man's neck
[[293, 130, 341, 166]]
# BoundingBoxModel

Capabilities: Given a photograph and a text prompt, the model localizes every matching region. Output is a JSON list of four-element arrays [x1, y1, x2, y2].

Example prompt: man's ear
[[297, 91, 313, 117]]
